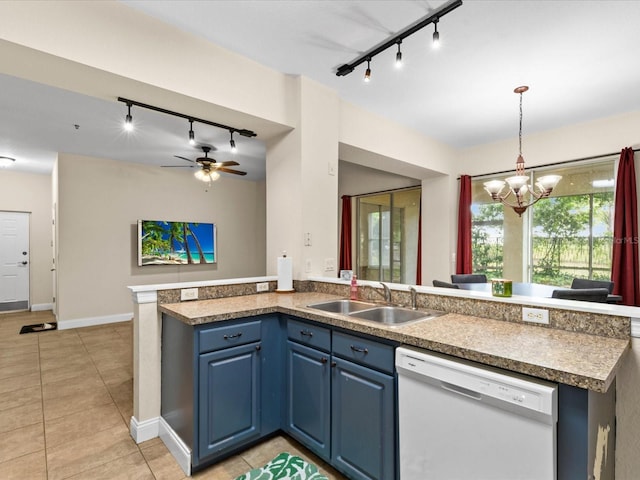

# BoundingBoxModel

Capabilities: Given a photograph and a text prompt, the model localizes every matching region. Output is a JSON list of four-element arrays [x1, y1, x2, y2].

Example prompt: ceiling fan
[[163, 145, 247, 177]]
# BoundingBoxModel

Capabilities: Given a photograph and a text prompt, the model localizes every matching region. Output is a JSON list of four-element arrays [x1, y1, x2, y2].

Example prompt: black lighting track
[[116, 97, 257, 138], [335, 0, 463, 77]]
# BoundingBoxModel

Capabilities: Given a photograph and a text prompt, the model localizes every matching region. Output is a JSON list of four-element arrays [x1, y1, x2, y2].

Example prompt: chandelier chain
[[518, 91, 523, 156]]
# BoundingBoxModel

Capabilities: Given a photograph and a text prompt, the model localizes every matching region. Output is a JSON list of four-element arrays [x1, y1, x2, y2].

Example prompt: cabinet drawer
[[287, 319, 331, 352], [332, 331, 394, 374], [199, 320, 261, 353]]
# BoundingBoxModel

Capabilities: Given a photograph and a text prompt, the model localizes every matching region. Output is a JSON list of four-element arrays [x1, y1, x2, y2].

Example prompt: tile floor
[[0, 310, 345, 479]]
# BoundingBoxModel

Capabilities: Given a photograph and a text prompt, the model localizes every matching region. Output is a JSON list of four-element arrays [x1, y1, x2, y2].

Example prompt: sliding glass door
[[356, 188, 420, 284]]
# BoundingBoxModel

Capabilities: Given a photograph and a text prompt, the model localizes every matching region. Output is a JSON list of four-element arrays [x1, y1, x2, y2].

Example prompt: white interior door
[[0, 211, 30, 311]]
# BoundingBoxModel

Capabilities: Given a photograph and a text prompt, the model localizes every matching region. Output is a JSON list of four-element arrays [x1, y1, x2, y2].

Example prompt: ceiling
[[2, 0, 640, 178]]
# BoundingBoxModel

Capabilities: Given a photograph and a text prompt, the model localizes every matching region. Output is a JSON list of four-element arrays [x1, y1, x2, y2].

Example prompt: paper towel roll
[[277, 255, 293, 292]]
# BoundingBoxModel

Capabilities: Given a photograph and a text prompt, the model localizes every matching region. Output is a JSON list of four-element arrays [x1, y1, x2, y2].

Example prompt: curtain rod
[[458, 148, 640, 180], [344, 185, 421, 199]]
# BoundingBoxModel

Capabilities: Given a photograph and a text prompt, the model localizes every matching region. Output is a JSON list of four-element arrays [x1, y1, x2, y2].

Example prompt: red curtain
[[339, 195, 352, 273], [456, 175, 473, 274], [611, 148, 640, 306], [416, 196, 422, 285]]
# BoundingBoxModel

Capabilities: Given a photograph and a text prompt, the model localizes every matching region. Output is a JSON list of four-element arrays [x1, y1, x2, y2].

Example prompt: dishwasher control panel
[[396, 347, 557, 416]]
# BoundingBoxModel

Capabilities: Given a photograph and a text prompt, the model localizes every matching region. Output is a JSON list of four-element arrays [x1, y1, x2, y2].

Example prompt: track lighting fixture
[[117, 97, 257, 148], [335, 0, 462, 78], [229, 131, 237, 153], [364, 59, 372, 82], [395, 42, 403, 68], [432, 19, 440, 49], [188, 119, 196, 145], [124, 102, 133, 132]]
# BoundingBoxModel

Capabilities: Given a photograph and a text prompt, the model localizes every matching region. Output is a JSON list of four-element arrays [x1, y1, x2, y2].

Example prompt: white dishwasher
[[396, 346, 557, 480]]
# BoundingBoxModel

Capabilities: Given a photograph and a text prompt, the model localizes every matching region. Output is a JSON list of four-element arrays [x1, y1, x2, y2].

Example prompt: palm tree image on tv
[[139, 220, 216, 265]]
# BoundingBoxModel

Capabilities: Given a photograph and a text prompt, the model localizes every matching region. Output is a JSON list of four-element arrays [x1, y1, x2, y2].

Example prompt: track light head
[[188, 119, 196, 145], [432, 19, 440, 49], [395, 42, 403, 68], [364, 59, 372, 82], [124, 103, 133, 132], [229, 131, 237, 153]]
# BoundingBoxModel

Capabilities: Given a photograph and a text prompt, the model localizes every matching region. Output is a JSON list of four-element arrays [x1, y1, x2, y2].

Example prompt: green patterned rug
[[235, 452, 328, 480]]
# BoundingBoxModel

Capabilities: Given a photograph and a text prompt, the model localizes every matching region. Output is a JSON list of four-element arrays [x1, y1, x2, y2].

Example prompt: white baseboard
[[159, 416, 191, 476], [129, 416, 159, 443], [57, 312, 133, 330], [31, 303, 53, 312]]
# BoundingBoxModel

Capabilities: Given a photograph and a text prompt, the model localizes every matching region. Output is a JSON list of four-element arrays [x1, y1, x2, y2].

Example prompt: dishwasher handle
[[440, 380, 482, 401]]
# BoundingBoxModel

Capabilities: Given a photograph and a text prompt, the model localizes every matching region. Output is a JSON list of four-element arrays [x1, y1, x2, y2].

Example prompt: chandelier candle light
[[484, 86, 562, 217]]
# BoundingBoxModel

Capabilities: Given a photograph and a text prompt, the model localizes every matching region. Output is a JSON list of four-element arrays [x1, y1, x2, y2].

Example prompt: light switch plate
[[522, 307, 549, 324], [181, 288, 198, 301]]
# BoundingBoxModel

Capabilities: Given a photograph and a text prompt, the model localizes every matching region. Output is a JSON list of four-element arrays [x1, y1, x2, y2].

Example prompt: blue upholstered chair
[[551, 288, 609, 303], [451, 274, 487, 284]]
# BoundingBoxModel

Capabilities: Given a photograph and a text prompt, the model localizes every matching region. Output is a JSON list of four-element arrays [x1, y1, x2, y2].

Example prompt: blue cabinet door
[[331, 356, 395, 480], [198, 341, 262, 462], [285, 340, 331, 461]]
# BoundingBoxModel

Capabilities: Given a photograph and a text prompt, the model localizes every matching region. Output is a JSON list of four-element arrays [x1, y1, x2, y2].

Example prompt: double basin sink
[[307, 299, 443, 326]]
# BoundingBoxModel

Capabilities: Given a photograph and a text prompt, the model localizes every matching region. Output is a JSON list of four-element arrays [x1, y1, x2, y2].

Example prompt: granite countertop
[[159, 292, 630, 393]]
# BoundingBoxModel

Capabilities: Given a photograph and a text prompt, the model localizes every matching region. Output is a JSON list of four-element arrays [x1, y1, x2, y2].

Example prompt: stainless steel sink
[[349, 306, 443, 326], [307, 299, 443, 326], [306, 299, 377, 314]]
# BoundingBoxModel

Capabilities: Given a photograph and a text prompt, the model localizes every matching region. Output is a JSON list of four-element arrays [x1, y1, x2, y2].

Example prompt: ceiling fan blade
[[217, 167, 247, 176], [174, 155, 196, 164], [210, 160, 240, 168], [162, 165, 194, 168]]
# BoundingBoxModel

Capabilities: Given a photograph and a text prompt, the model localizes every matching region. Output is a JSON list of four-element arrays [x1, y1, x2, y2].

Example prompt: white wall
[[55, 154, 266, 324], [0, 170, 52, 308]]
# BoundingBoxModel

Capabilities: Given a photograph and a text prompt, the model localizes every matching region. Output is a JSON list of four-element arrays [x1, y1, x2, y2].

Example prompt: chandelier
[[484, 86, 561, 217]]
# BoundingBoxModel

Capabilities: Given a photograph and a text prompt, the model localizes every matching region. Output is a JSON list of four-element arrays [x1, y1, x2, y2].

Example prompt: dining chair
[[570, 278, 614, 293], [451, 274, 488, 284], [433, 280, 460, 289], [551, 288, 609, 303]]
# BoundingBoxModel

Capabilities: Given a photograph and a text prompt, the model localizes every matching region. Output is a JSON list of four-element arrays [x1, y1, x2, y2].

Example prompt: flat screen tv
[[137, 220, 216, 266]]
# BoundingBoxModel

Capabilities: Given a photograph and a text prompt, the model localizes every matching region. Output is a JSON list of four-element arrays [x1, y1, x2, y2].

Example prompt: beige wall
[[0, 170, 52, 307], [55, 154, 266, 324]]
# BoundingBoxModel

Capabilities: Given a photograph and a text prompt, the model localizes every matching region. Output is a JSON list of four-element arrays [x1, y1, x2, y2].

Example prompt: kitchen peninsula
[[130, 277, 634, 478]]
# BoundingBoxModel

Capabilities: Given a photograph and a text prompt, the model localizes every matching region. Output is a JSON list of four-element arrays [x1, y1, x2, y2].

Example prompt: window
[[471, 160, 615, 287], [356, 188, 420, 284]]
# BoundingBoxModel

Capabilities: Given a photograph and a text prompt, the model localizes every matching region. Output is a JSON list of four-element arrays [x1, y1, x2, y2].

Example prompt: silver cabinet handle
[[223, 332, 243, 340], [350, 345, 368, 354], [300, 330, 313, 337]]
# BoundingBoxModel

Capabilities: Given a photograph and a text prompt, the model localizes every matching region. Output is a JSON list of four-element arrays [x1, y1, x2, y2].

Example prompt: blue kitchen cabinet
[[284, 318, 332, 461], [285, 318, 397, 480], [162, 314, 284, 472], [198, 341, 262, 460], [331, 331, 396, 480], [285, 340, 332, 461], [331, 356, 395, 480]]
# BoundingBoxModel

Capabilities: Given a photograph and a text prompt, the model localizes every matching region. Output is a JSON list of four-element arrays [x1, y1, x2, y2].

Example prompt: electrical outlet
[[522, 307, 549, 324], [181, 288, 198, 301], [324, 258, 335, 271], [304, 232, 312, 246], [256, 282, 269, 292]]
